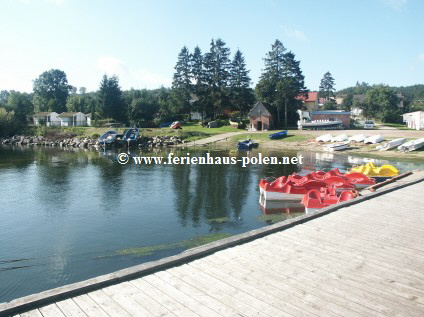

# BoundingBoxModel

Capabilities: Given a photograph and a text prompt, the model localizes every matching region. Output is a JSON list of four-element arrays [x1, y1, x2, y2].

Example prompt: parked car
[[364, 120, 374, 129]]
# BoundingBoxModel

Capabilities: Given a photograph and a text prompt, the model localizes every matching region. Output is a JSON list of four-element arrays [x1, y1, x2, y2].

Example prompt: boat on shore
[[323, 142, 349, 152], [122, 127, 140, 146], [269, 130, 288, 140], [398, 138, 424, 152], [316, 134, 332, 142], [237, 139, 256, 150], [331, 134, 349, 142], [364, 135, 384, 144], [97, 130, 118, 145], [170, 121, 182, 129], [298, 119, 343, 130], [348, 134, 367, 142], [376, 138, 406, 151]]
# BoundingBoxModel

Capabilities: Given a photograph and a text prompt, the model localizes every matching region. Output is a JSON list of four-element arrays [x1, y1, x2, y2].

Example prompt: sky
[[1, 0, 423, 93]]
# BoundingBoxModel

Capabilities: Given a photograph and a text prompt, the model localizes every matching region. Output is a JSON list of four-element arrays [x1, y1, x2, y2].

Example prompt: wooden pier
[[2, 176, 424, 317]]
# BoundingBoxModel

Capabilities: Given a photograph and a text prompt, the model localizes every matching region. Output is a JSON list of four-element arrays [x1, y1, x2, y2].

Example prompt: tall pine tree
[[256, 39, 286, 125], [204, 38, 231, 118], [280, 51, 307, 128], [190, 46, 207, 120], [172, 46, 192, 118], [319, 71, 336, 100], [229, 49, 254, 120], [97, 75, 126, 122], [256, 40, 307, 127]]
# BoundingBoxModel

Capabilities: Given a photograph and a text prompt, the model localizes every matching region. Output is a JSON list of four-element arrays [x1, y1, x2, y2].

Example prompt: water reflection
[[1, 145, 424, 303]]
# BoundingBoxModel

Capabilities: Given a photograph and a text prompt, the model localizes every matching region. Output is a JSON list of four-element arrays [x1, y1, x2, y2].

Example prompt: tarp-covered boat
[[269, 130, 288, 140]]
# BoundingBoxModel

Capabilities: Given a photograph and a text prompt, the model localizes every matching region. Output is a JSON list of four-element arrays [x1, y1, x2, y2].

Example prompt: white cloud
[[96, 56, 171, 89], [97, 56, 124, 75], [132, 69, 172, 89], [418, 53, 424, 61], [281, 26, 308, 42], [380, 0, 407, 10]]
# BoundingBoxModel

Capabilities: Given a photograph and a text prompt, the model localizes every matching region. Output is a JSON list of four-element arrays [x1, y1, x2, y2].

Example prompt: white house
[[33, 112, 61, 126], [58, 112, 88, 126], [402, 111, 424, 130]]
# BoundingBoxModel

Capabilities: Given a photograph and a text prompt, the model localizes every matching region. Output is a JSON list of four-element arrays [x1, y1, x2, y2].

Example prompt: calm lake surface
[[1, 145, 423, 303]]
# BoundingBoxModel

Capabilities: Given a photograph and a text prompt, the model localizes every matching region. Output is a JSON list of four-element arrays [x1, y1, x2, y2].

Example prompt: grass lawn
[[29, 122, 243, 141], [379, 123, 411, 130]]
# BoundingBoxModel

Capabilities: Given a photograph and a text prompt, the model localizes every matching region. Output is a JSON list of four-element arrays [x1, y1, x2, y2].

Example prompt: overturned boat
[[315, 134, 332, 142], [398, 138, 424, 152], [364, 135, 384, 144], [376, 138, 406, 151], [269, 130, 288, 140], [348, 134, 367, 143], [331, 134, 349, 142]]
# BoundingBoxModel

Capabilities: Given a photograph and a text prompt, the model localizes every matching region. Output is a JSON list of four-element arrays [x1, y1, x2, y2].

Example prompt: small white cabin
[[33, 112, 61, 126], [402, 111, 424, 130], [58, 112, 87, 126]]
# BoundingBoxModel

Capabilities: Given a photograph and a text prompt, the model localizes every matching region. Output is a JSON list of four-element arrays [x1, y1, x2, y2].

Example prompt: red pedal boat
[[301, 187, 358, 213], [310, 168, 376, 189]]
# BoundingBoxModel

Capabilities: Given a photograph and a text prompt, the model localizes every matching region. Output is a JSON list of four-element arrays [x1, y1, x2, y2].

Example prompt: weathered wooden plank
[[102, 282, 173, 317], [210, 249, 423, 317], [277, 227, 424, 273], [237, 242, 424, 314], [71, 294, 109, 317], [38, 303, 66, 317], [130, 278, 200, 317], [54, 298, 87, 317], [155, 270, 245, 317], [169, 265, 291, 317], [141, 275, 222, 317], [87, 290, 132, 317], [192, 258, 375, 317], [19, 310, 43, 317]]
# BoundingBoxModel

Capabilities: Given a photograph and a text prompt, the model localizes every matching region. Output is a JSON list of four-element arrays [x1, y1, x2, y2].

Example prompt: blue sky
[[1, 0, 423, 93]]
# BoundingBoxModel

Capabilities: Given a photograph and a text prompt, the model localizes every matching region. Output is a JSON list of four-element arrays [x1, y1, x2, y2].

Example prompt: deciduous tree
[[33, 69, 72, 113]]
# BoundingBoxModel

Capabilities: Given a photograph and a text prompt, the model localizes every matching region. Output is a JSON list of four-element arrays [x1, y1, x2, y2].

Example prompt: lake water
[[1, 145, 423, 303]]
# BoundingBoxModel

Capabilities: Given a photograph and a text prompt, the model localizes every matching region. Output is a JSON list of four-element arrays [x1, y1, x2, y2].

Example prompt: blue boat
[[122, 127, 140, 146], [159, 121, 172, 128], [97, 130, 118, 145], [237, 139, 255, 150], [269, 130, 288, 140]]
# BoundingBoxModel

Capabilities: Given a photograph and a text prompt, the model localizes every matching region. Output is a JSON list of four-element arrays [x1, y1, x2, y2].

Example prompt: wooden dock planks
[[3, 180, 424, 317]]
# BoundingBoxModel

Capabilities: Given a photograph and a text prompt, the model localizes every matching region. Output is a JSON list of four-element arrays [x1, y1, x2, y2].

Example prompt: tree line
[[1, 38, 423, 136]]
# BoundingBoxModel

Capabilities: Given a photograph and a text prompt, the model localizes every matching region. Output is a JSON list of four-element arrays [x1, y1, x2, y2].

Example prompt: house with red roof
[[297, 92, 320, 111]]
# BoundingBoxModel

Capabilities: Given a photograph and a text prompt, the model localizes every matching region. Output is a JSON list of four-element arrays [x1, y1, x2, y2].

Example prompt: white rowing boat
[[323, 142, 350, 152], [315, 134, 332, 142], [364, 135, 384, 144], [376, 138, 406, 151], [348, 134, 367, 142], [398, 138, 424, 152]]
